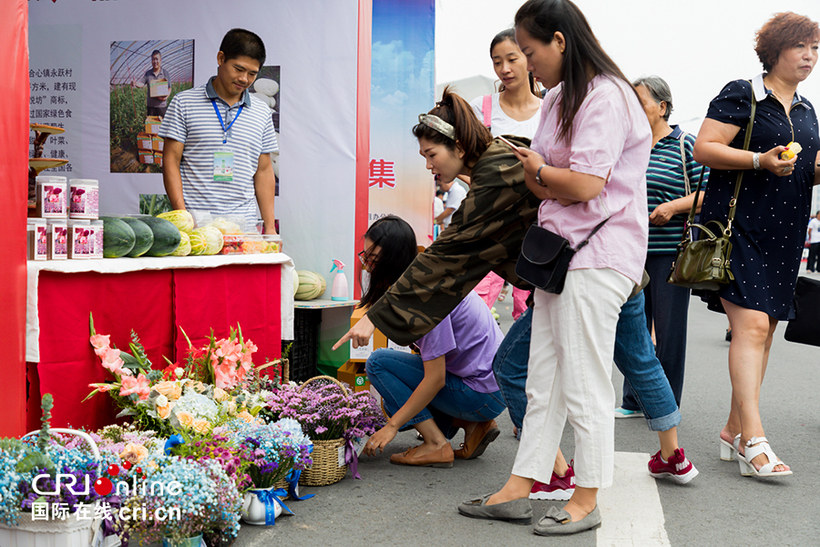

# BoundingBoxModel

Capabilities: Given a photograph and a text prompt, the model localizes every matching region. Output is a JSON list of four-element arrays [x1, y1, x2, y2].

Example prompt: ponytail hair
[[412, 86, 492, 168]]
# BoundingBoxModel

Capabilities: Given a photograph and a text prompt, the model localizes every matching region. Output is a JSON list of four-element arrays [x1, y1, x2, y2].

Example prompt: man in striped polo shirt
[[160, 28, 278, 233]]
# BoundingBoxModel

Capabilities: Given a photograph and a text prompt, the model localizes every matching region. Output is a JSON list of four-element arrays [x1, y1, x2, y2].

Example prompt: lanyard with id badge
[[212, 99, 243, 182]]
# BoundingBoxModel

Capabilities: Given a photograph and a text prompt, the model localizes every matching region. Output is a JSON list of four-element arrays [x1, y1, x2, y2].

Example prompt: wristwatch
[[535, 164, 548, 187]]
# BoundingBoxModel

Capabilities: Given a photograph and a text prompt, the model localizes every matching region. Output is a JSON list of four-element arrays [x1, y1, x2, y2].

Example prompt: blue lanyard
[[211, 99, 244, 144]]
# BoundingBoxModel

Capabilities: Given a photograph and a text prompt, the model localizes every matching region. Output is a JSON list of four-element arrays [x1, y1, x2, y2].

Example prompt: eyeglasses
[[358, 248, 379, 267]]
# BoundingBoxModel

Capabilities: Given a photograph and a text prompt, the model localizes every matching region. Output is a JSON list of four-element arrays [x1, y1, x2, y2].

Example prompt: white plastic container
[[27, 219, 48, 261], [35, 175, 68, 218], [48, 220, 68, 260], [68, 219, 91, 259], [68, 179, 99, 219], [90, 220, 104, 258]]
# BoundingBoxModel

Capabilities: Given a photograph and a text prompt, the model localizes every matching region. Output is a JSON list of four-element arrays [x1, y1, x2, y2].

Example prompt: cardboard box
[[153, 151, 163, 167], [144, 116, 163, 134], [138, 149, 154, 164], [152, 135, 164, 151], [336, 361, 370, 392], [348, 306, 388, 363], [137, 132, 153, 149], [148, 78, 169, 98]]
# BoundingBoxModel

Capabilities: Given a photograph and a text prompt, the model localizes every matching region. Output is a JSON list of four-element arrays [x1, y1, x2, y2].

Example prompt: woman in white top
[[470, 28, 542, 320]]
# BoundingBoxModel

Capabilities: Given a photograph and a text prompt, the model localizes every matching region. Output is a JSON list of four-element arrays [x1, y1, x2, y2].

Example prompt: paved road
[[236, 270, 820, 547]]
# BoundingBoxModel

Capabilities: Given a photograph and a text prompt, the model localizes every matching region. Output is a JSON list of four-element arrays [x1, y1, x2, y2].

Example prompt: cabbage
[[170, 231, 191, 256], [157, 210, 195, 233], [189, 226, 224, 255]]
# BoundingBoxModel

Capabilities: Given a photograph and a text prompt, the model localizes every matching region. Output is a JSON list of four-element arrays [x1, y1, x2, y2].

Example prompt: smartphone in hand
[[497, 135, 522, 153]]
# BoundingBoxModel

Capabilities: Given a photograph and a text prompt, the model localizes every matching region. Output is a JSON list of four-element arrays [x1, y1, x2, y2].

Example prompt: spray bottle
[[330, 259, 349, 301]]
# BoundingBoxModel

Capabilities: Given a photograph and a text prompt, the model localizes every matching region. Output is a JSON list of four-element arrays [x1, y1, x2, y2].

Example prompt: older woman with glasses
[[616, 75, 709, 418]]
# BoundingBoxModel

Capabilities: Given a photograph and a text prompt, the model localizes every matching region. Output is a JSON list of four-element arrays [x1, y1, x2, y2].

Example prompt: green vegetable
[[121, 217, 154, 257], [157, 210, 195, 233], [295, 270, 327, 300], [189, 226, 224, 255], [100, 217, 136, 258], [171, 231, 192, 256]]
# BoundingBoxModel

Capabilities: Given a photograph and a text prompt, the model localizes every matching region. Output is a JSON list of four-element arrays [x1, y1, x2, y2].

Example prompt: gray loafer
[[457, 494, 533, 525], [533, 505, 601, 535]]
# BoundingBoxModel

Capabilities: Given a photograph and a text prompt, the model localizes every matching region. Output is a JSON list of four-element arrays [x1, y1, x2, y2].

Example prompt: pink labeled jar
[[68, 179, 99, 219], [48, 220, 68, 260], [36, 176, 68, 219], [68, 219, 91, 259]]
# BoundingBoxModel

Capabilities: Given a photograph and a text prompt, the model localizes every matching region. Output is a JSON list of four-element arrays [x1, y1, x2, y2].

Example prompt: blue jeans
[[622, 254, 689, 410], [493, 291, 680, 432], [366, 348, 506, 439]]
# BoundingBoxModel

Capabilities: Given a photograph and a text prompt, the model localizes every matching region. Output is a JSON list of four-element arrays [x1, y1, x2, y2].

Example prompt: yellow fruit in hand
[[781, 141, 802, 160]]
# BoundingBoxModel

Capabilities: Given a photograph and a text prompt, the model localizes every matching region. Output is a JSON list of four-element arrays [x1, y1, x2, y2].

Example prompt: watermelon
[[140, 216, 181, 257], [295, 270, 327, 300], [100, 217, 136, 258], [121, 217, 154, 257]]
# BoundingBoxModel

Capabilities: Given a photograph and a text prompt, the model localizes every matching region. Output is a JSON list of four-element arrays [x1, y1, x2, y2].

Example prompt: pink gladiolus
[[101, 348, 125, 376], [90, 334, 111, 356], [120, 373, 150, 400]]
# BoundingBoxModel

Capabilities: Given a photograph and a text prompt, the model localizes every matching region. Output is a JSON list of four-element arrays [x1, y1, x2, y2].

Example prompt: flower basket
[[297, 376, 349, 486], [0, 509, 95, 547], [1, 429, 102, 547], [299, 438, 347, 486]]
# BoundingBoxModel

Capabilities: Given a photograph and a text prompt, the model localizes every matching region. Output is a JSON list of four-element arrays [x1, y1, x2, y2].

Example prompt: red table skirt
[[29, 264, 281, 431]]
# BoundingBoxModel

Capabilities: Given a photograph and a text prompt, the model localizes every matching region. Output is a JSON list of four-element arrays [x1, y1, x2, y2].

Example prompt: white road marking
[[597, 452, 670, 547]]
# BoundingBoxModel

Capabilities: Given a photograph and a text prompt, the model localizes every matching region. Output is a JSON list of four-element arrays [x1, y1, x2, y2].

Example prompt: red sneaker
[[528, 465, 575, 501], [648, 448, 699, 484]]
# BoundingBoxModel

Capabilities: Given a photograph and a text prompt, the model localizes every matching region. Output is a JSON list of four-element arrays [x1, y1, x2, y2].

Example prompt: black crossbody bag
[[515, 218, 609, 294]]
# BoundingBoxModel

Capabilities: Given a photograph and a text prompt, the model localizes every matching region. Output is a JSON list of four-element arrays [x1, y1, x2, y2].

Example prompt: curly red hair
[[755, 12, 820, 72]]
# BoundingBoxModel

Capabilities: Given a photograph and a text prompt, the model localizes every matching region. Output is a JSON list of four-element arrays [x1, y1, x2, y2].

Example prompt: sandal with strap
[[719, 433, 741, 461], [737, 436, 792, 477]]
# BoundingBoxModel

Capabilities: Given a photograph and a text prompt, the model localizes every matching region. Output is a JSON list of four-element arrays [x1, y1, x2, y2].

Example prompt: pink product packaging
[[48, 220, 68, 260], [69, 179, 100, 219], [68, 219, 92, 259], [36, 176, 68, 218], [27, 221, 48, 261]]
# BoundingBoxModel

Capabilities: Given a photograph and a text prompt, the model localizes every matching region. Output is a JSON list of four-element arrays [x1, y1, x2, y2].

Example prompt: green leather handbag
[[667, 89, 756, 291]]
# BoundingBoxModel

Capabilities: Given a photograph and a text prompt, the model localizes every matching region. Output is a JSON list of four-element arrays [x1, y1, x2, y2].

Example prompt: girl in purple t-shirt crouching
[[358, 215, 506, 468]]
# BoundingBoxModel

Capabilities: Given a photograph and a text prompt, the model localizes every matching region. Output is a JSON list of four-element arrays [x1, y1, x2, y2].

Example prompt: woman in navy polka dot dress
[[694, 12, 820, 479]]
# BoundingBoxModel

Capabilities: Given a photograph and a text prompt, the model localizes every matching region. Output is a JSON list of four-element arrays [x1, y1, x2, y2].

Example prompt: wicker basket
[[298, 375, 350, 486], [300, 438, 347, 486]]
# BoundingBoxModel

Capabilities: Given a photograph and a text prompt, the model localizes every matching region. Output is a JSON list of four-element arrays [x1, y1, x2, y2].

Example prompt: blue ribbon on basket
[[344, 438, 362, 480], [253, 488, 293, 525], [283, 469, 314, 501]]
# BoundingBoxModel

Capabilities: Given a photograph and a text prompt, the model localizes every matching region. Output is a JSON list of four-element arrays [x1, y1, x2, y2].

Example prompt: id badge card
[[213, 149, 234, 182]]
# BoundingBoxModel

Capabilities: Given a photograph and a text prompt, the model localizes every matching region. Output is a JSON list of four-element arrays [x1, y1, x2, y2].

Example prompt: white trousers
[[511, 268, 631, 489]]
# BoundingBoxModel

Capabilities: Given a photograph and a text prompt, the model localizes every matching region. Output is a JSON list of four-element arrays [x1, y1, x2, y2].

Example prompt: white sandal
[[737, 436, 792, 477], [719, 433, 741, 461]]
